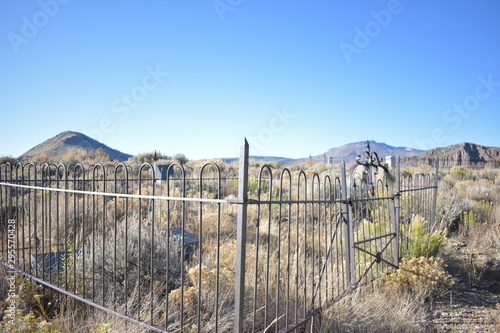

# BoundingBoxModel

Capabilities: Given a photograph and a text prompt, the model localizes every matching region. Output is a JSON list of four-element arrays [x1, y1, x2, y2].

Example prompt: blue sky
[[1, 0, 499, 160]]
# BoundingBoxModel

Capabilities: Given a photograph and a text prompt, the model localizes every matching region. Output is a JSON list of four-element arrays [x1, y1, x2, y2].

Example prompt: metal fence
[[0, 140, 438, 332]]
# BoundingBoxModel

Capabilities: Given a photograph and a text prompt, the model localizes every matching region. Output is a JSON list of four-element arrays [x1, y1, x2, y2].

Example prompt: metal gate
[[346, 142, 399, 288]]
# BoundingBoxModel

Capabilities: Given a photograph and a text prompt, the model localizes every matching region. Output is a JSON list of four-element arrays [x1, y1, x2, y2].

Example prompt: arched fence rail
[[0, 140, 438, 332]]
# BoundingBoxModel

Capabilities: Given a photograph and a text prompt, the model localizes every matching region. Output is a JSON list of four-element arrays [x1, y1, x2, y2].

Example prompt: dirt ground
[[429, 240, 500, 332]]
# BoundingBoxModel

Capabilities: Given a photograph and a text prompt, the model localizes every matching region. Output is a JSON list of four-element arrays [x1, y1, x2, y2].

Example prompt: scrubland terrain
[[318, 166, 500, 333], [0, 153, 499, 332]]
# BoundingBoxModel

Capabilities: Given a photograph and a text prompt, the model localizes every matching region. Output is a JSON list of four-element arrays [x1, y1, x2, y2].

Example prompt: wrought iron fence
[[0, 140, 438, 332]]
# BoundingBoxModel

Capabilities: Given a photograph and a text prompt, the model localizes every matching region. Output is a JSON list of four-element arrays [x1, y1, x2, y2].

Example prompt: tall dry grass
[[317, 285, 431, 333], [6, 162, 495, 332]]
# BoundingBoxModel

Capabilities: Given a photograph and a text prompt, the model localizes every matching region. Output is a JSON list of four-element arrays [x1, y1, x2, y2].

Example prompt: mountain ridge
[[305, 140, 424, 164], [401, 142, 500, 168], [220, 140, 425, 165], [15, 131, 500, 168]]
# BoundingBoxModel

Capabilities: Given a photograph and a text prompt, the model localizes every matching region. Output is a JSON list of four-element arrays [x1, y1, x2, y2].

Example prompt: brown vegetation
[[0, 158, 499, 332]]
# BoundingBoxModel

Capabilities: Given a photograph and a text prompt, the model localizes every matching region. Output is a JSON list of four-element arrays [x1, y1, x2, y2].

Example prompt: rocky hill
[[401, 142, 500, 168], [18, 131, 132, 162]]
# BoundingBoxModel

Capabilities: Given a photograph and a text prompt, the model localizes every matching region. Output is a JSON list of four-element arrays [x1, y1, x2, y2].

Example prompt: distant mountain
[[306, 140, 424, 165], [221, 155, 296, 165], [218, 140, 424, 166], [18, 131, 132, 162], [401, 142, 500, 168]]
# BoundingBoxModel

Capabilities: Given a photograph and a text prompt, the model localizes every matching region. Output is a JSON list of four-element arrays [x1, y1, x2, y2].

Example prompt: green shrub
[[0, 156, 18, 165], [173, 153, 188, 165], [401, 215, 445, 258], [450, 166, 473, 181], [460, 200, 493, 226], [479, 168, 498, 182]]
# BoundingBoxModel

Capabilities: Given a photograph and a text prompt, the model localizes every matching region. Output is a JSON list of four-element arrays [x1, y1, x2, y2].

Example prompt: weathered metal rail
[[0, 140, 437, 332]]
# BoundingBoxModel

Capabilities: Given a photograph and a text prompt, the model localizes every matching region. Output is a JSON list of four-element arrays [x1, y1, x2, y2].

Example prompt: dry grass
[[2, 162, 498, 332], [317, 285, 431, 333], [450, 198, 500, 288]]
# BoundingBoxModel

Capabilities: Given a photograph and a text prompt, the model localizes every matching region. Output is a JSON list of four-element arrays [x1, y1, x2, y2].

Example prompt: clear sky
[[1, 1, 499, 160]]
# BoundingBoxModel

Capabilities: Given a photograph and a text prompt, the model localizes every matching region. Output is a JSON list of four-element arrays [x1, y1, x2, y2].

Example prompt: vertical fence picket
[[234, 138, 249, 333], [392, 156, 401, 266], [431, 161, 439, 232], [341, 161, 355, 289]]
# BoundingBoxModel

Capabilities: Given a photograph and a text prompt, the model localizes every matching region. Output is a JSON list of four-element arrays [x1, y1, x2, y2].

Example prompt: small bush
[[401, 215, 446, 258], [450, 166, 473, 181], [173, 153, 188, 165], [463, 251, 486, 288], [491, 200, 500, 225], [0, 156, 18, 165], [479, 168, 498, 182], [460, 200, 493, 226], [435, 187, 470, 231], [383, 257, 454, 303]]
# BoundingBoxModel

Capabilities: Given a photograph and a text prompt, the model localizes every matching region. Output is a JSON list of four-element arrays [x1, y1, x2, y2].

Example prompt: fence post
[[341, 161, 355, 289], [234, 138, 249, 333], [430, 160, 439, 232], [391, 156, 401, 267]]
